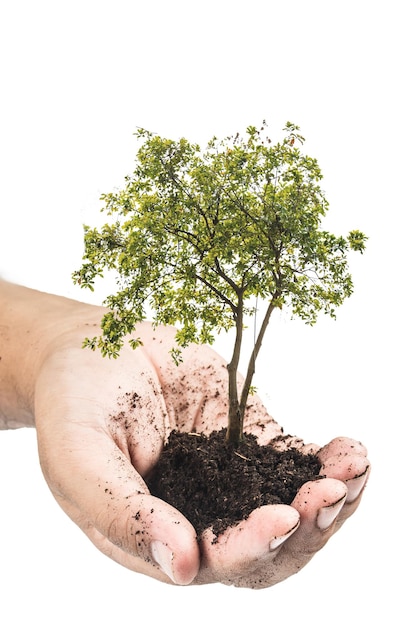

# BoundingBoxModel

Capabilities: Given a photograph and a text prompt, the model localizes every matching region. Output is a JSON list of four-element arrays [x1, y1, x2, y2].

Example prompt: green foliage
[[73, 121, 367, 443]]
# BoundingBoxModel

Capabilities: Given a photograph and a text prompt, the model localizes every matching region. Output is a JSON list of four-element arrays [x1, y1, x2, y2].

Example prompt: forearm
[[0, 280, 99, 429]]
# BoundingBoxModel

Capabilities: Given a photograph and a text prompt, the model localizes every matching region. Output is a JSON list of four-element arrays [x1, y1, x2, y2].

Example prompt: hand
[[34, 319, 370, 588]]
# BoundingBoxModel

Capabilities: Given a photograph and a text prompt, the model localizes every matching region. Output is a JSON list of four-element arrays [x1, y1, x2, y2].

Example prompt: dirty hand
[[33, 317, 370, 588]]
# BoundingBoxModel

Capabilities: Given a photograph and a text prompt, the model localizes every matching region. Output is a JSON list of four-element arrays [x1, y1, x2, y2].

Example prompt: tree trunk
[[226, 297, 244, 446], [239, 300, 276, 419]]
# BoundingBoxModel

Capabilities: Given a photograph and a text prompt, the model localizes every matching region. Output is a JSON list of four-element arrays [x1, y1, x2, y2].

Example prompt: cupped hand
[[34, 321, 370, 588]]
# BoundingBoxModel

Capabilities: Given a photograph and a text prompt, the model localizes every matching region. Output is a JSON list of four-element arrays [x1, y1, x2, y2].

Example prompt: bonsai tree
[[73, 122, 367, 447]]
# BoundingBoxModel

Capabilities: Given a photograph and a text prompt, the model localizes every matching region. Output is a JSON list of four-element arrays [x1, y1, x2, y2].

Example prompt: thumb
[[67, 493, 200, 585], [40, 430, 200, 585]]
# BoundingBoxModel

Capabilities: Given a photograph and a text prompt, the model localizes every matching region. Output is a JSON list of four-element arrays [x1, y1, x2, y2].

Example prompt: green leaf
[[73, 121, 366, 388]]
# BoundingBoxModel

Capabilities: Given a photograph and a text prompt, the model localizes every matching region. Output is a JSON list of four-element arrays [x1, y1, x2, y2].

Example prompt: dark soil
[[146, 428, 322, 539]]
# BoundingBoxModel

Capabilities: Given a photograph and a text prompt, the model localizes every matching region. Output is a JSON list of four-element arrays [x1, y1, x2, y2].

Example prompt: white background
[[0, 1, 414, 624]]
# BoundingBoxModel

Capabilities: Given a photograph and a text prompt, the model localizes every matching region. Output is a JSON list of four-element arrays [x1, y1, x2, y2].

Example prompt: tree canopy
[[73, 121, 367, 443]]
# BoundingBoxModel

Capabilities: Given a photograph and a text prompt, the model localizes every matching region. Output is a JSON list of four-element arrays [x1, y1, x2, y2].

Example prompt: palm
[[34, 320, 369, 587]]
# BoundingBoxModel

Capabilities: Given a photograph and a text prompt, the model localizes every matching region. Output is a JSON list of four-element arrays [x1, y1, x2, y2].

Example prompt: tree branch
[[239, 297, 277, 418]]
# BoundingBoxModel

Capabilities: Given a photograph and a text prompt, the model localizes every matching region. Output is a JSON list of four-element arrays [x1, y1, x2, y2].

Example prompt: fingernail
[[151, 541, 176, 583], [317, 496, 346, 530], [346, 467, 370, 503], [269, 521, 300, 551]]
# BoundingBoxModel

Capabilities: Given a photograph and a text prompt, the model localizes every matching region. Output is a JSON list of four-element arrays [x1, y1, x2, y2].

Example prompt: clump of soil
[[146, 428, 322, 538]]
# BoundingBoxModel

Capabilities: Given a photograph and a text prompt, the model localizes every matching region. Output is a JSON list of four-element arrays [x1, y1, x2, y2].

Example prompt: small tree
[[73, 122, 367, 447]]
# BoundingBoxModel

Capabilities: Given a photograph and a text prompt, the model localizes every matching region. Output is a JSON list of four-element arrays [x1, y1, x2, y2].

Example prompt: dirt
[[146, 428, 322, 539]]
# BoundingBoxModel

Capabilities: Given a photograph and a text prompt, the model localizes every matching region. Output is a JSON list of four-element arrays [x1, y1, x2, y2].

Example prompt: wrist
[[0, 280, 100, 428]]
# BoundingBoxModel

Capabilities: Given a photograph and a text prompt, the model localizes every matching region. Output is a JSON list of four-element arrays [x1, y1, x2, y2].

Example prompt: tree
[[73, 122, 367, 447]]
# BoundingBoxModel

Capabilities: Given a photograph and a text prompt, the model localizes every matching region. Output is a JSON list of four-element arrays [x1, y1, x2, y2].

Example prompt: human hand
[[34, 319, 370, 588]]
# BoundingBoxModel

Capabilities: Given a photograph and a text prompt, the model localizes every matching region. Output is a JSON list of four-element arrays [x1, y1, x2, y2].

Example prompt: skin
[[0, 280, 370, 588]]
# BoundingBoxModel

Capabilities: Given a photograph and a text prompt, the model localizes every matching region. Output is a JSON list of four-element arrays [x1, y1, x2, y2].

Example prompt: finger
[[196, 504, 300, 585], [266, 476, 358, 587], [197, 479, 347, 589], [317, 436, 370, 521], [318, 436, 368, 462], [221, 478, 346, 589], [56, 492, 199, 585], [320, 453, 370, 504], [40, 428, 199, 585], [291, 477, 348, 530]]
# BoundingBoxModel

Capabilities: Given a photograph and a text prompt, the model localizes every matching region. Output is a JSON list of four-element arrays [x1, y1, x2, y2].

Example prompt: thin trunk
[[239, 300, 276, 419], [226, 296, 244, 446]]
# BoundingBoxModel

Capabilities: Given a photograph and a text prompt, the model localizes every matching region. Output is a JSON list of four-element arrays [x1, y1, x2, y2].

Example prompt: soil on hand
[[146, 428, 322, 539]]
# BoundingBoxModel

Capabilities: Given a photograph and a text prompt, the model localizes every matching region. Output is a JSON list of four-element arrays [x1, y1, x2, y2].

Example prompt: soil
[[146, 428, 322, 539]]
